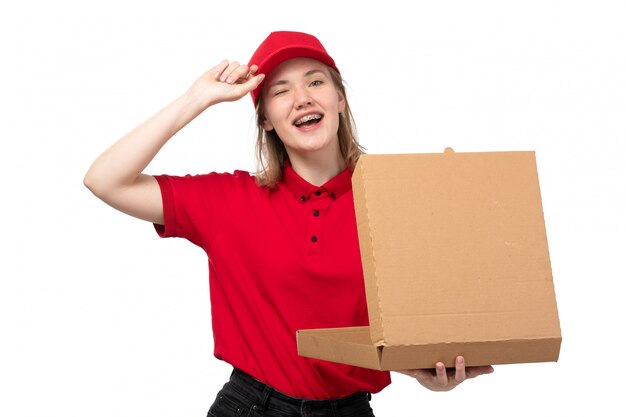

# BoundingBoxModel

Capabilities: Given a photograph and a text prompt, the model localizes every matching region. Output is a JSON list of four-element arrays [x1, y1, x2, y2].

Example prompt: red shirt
[[154, 163, 391, 399]]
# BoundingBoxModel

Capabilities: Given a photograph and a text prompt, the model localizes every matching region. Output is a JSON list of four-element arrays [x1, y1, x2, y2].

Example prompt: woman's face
[[261, 58, 345, 162]]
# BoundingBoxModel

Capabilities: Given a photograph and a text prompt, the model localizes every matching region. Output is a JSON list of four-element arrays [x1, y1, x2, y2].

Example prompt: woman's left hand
[[396, 356, 494, 392]]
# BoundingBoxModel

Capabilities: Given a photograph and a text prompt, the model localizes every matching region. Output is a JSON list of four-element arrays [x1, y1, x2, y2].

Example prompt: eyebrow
[[268, 69, 327, 89]]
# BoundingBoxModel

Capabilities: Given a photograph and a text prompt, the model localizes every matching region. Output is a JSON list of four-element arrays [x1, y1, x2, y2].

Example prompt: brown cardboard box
[[297, 149, 561, 370]]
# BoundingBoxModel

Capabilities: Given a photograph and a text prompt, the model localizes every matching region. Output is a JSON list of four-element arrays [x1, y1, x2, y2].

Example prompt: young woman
[[84, 31, 493, 417]]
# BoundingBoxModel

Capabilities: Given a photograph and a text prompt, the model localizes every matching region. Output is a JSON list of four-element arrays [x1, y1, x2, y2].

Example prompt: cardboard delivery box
[[297, 149, 561, 370]]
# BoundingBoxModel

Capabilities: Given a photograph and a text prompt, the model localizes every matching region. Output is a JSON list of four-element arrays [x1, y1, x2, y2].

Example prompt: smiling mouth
[[294, 114, 323, 128]]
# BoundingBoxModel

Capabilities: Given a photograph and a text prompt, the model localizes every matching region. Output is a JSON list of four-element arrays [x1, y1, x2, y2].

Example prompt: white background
[[1, 0, 624, 416]]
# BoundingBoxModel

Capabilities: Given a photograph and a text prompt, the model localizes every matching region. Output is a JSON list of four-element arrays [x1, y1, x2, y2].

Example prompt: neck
[[287, 150, 346, 186]]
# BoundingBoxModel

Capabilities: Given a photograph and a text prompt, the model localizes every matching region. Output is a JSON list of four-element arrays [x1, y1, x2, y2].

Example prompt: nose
[[294, 85, 312, 109]]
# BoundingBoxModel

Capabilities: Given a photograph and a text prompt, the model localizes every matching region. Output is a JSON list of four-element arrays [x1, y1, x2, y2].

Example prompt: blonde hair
[[254, 67, 365, 187]]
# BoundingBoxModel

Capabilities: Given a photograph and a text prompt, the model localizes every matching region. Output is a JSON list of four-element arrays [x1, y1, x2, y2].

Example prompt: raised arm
[[83, 61, 264, 224]]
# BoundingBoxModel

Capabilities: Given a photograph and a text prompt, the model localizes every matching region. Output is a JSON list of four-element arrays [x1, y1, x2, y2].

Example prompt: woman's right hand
[[190, 60, 265, 107]]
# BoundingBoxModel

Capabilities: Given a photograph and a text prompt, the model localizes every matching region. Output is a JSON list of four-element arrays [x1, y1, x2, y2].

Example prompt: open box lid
[[297, 149, 561, 370]]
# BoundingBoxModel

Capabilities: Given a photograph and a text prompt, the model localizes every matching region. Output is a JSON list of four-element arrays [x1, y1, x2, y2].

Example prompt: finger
[[226, 64, 253, 84], [454, 356, 467, 383], [239, 73, 265, 93], [213, 60, 230, 80], [466, 365, 494, 379], [220, 61, 241, 82], [435, 362, 448, 386]]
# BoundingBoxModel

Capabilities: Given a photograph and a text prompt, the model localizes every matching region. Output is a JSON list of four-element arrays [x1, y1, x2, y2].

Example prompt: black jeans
[[207, 368, 376, 417]]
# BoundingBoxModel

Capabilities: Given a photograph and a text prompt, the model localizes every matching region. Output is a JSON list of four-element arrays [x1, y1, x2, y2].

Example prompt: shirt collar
[[281, 161, 353, 202]]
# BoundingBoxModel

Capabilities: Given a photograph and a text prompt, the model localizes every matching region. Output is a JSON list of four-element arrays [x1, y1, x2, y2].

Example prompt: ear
[[337, 91, 346, 114], [262, 116, 274, 132]]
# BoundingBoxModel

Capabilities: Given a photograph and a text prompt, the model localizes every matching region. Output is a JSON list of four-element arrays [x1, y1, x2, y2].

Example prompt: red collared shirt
[[154, 164, 391, 399]]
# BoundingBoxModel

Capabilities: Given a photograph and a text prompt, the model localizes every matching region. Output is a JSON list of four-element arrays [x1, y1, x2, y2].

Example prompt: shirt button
[[315, 190, 322, 196], [300, 195, 306, 202], [311, 236, 318, 242], [313, 209, 319, 217], [330, 193, 336, 199]]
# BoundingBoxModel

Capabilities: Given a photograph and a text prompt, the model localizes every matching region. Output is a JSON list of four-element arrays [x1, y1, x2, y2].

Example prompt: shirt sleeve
[[152, 171, 254, 249]]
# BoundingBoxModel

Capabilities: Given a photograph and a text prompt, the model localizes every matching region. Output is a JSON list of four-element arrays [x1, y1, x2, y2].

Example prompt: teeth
[[295, 114, 322, 126]]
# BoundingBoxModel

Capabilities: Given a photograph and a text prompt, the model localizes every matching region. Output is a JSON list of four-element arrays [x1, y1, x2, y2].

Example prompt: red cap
[[248, 31, 340, 106]]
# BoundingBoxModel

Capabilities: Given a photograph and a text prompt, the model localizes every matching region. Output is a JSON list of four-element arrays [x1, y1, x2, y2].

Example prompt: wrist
[[183, 84, 215, 111]]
